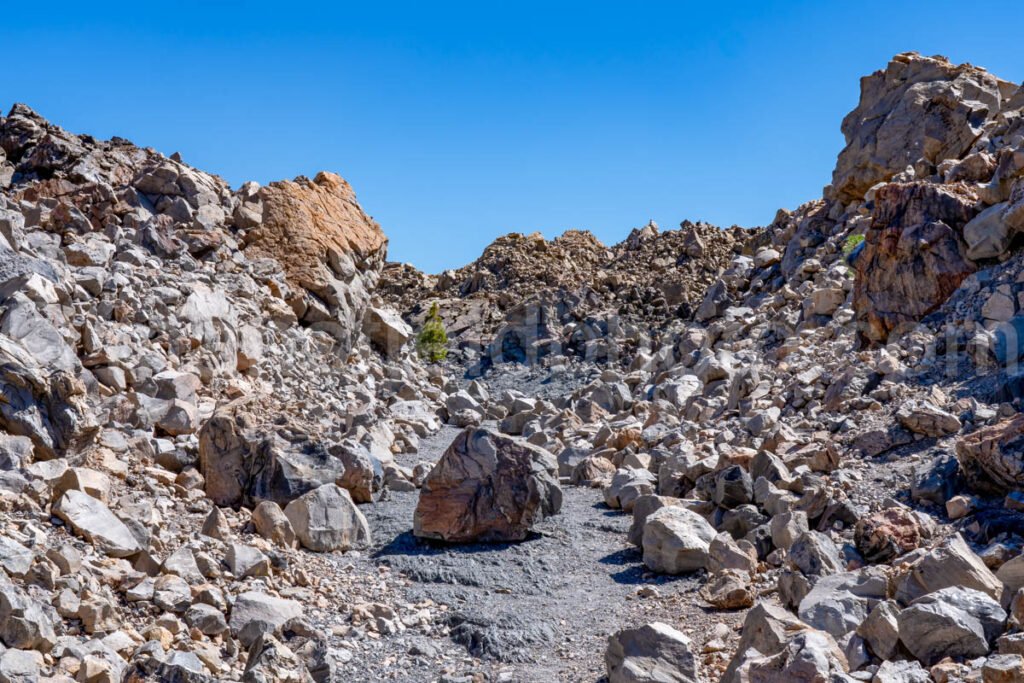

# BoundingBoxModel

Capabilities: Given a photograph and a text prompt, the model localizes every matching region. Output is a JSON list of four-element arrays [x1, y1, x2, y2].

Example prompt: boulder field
[[3, 51, 1024, 681]]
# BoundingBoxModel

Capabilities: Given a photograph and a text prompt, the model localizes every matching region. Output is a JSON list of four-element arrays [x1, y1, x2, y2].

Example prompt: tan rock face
[[413, 427, 562, 543], [853, 181, 978, 343], [245, 171, 388, 350], [830, 52, 1010, 203]]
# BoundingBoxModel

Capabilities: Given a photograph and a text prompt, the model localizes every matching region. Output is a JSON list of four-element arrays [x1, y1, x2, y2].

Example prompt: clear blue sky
[[1, 2, 1021, 273]]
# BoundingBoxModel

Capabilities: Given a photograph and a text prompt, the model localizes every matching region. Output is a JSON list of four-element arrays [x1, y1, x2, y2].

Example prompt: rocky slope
[[380, 220, 749, 368], [4, 50, 1024, 683]]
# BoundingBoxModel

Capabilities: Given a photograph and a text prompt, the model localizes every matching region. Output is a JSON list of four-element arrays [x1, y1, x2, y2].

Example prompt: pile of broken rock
[[5, 49, 1024, 683]]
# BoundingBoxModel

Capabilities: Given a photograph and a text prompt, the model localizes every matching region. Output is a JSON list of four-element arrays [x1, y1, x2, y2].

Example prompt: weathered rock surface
[[605, 622, 699, 683], [413, 426, 562, 542], [198, 398, 345, 508], [0, 335, 96, 460], [854, 181, 978, 343], [896, 586, 1006, 665], [51, 490, 141, 558], [641, 506, 716, 574], [1, 50, 1024, 682], [830, 52, 1010, 203], [244, 172, 387, 351], [894, 534, 1005, 605], [283, 483, 371, 552], [228, 592, 304, 637], [957, 414, 1024, 494]]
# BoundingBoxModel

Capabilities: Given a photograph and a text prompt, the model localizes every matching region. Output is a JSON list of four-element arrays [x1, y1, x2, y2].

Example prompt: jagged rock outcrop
[[4, 48, 1024, 682], [380, 221, 752, 364], [244, 172, 388, 351], [830, 52, 1014, 203], [0, 334, 97, 460], [956, 414, 1024, 494], [198, 398, 352, 508], [0, 102, 444, 681]]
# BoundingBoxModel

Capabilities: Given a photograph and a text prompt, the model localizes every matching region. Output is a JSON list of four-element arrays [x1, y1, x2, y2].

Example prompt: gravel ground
[[330, 425, 745, 682]]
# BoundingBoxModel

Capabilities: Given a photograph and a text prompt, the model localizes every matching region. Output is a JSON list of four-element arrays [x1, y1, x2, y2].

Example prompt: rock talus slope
[[4, 50, 1024, 682]]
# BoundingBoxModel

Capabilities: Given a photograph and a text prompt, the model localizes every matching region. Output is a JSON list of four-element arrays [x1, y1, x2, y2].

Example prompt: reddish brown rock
[[413, 426, 562, 543], [853, 181, 978, 343], [854, 507, 924, 563], [956, 414, 1024, 494]]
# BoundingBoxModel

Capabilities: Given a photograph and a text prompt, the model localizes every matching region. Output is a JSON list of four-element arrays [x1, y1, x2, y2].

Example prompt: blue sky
[[1, 2, 1022, 272]]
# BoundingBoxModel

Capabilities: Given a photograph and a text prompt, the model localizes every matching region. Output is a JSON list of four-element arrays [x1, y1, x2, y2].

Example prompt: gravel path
[[333, 426, 744, 682]]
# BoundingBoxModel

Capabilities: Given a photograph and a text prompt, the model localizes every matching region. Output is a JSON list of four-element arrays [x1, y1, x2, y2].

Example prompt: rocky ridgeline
[[3, 50, 1024, 683], [380, 220, 749, 365]]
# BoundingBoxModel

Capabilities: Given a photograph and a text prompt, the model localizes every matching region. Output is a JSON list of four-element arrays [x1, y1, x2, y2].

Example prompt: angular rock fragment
[[641, 506, 716, 574], [52, 490, 141, 558], [283, 483, 370, 552], [605, 622, 699, 683], [831, 52, 1008, 203], [956, 414, 1024, 494], [896, 586, 1006, 665], [413, 426, 562, 543]]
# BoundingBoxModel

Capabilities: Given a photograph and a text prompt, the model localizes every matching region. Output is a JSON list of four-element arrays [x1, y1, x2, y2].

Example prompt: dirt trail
[[333, 425, 743, 682]]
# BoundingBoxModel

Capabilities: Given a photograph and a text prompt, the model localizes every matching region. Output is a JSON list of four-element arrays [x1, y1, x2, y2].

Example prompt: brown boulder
[[244, 171, 387, 351], [413, 426, 562, 543], [853, 181, 978, 343], [956, 414, 1024, 494]]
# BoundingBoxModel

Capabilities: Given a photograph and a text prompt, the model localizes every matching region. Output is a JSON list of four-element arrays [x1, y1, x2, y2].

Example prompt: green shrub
[[416, 302, 449, 362], [843, 233, 865, 256]]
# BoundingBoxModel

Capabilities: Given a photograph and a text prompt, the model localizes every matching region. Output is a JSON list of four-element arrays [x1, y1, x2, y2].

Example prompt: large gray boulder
[[605, 622, 699, 683], [641, 506, 716, 574], [413, 426, 562, 543], [798, 568, 888, 639], [228, 591, 304, 637], [283, 483, 370, 552], [893, 533, 1004, 605], [896, 586, 1006, 665], [0, 334, 97, 461], [0, 583, 56, 651]]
